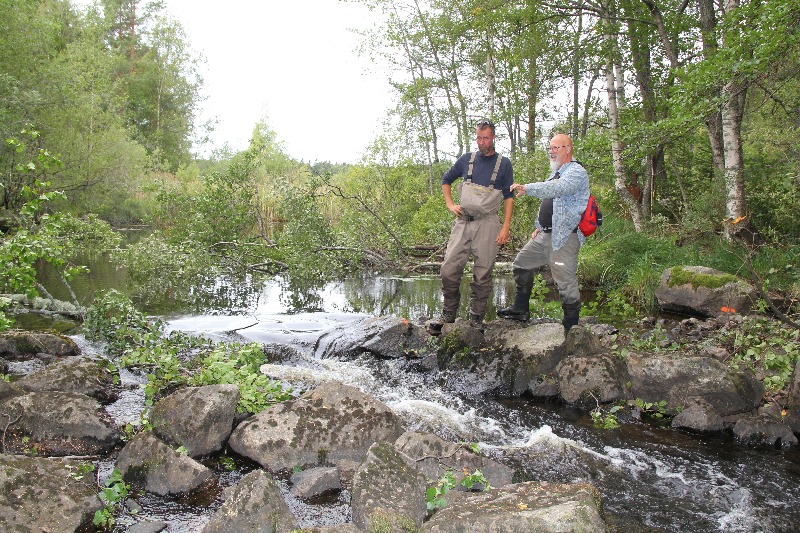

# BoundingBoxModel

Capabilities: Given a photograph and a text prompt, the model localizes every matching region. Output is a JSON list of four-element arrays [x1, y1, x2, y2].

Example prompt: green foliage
[[724, 316, 800, 393], [93, 469, 131, 531], [84, 292, 294, 412], [591, 405, 622, 430], [190, 342, 294, 414], [582, 290, 639, 325], [527, 274, 562, 320], [633, 398, 669, 419], [426, 469, 491, 512]]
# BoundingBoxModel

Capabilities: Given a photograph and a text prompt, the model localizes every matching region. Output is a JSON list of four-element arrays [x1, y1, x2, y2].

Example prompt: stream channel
[[33, 267, 800, 532]]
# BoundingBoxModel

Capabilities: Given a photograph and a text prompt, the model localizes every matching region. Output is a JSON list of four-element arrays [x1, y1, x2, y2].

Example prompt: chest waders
[[440, 153, 505, 323]]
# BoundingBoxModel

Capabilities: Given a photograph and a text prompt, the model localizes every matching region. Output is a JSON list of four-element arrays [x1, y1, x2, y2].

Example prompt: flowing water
[[32, 265, 800, 532]]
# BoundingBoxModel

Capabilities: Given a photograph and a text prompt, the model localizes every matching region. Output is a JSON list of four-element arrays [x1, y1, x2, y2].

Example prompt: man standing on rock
[[429, 120, 514, 332], [497, 133, 589, 331]]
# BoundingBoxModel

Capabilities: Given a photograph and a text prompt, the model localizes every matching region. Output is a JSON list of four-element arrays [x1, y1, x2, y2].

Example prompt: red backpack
[[578, 195, 602, 236]]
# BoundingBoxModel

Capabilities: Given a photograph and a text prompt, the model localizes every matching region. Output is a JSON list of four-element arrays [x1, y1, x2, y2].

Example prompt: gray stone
[[733, 415, 798, 448], [151, 384, 239, 457], [1, 391, 120, 456], [201, 469, 299, 533], [671, 399, 725, 432], [351, 441, 428, 532], [394, 431, 513, 489], [115, 431, 214, 496], [290, 466, 341, 500], [627, 352, 763, 416], [438, 322, 567, 397], [16, 354, 119, 403], [421, 481, 607, 532], [655, 265, 756, 318], [556, 353, 629, 407], [0, 453, 103, 533], [315, 315, 429, 359], [0, 331, 80, 359], [228, 381, 404, 473]]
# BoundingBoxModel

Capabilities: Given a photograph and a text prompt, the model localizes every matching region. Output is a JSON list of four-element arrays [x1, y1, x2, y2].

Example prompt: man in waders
[[428, 120, 514, 333], [498, 133, 589, 332]]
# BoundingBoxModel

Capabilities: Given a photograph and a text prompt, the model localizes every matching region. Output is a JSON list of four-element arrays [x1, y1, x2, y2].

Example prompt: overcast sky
[[162, 0, 393, 163]]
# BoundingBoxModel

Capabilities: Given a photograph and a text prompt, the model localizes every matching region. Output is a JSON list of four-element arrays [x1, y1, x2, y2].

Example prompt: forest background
[[1, 0, 799, 328]]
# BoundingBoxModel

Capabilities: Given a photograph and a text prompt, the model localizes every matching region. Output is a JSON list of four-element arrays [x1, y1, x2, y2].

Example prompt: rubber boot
[[498, 268, 535, 321], [562, 301, 581, 332], [428, 309, 457, 334], [469, 313, 484, 331]]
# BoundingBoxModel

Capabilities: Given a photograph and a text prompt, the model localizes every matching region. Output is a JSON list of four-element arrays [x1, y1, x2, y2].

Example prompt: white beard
[[550, 159, 560, 172]]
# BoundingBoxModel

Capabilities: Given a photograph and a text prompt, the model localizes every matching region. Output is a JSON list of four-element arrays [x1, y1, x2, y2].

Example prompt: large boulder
[[150, 384, 239, 457], [0, 331, 80, 359], [421, 481, 607, 532], [438, 322, 567, 396], [556, 353, 629, 407], [655, 266, 756, 318], [394, 431, 514, 489], [733, 414, 798, 448], [626, 352, 764, 416], [350, 441, 428, 532], [16, 354, 119, 403], [115, 431, 215, 496], [228, 381, 404, 473], [0, 453, 103, 533], [1, 391, 120, 455], [201, 469, 299, 533], [315, 315, 429, 359]]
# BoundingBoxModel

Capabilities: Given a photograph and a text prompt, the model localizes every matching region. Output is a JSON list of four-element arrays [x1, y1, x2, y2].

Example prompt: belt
[[463, 212, 493, 222], [540, 227, 578, 234]]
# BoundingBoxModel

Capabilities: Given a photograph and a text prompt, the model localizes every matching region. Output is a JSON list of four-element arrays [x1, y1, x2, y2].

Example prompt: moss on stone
[[668, 267, 740, 290]]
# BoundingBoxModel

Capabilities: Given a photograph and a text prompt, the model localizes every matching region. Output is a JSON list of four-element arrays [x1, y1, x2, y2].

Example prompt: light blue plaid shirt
[[523, 160, 590, 250]]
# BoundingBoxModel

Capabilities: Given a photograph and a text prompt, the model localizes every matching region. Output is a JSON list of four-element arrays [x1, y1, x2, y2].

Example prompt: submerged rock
[[202, 469, 299, 533], [228, 381, 404, 473], [115, 431, 215, 496]]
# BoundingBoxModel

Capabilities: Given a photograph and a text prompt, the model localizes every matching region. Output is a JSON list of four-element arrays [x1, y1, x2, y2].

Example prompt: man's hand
[[447, 203, 463, 217], [510, 183, 527, 198], [531, 228, 540, 240], [496, 226, 510, 245]]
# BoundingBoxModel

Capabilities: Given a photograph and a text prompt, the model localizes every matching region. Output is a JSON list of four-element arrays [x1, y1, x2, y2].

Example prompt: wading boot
[[497, 268, 535, 321], [562, 301, 581, 332], [428, 309, 457, 334], [469, 313, 484, 331]]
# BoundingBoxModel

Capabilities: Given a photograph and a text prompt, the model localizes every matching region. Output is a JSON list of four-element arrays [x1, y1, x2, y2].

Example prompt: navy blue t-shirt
[[441, 152, 514, 199]]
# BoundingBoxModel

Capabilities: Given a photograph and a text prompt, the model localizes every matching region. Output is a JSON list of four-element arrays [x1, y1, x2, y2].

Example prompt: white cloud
[[165, 0, 393, 163]]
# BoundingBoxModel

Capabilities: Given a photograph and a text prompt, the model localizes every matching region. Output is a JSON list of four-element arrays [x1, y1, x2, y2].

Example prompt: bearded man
[[497, 133, 590, 331]]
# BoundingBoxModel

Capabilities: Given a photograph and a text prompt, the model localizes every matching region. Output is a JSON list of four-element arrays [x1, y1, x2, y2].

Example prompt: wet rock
[[150, 384, 239, 457], [351, 441, 427, 532], [394, 431, 514, 489], [115, 431, 215, 496], [733, 414, 798, 448], [290, 466, 341, 500], [439, 322, 566, 397], [0, 453, 103, 533], [655, 265, 756, 318], [0, 378, 23, 402], [1, 391, 120, 456], [201, 469, 299, 533], [626, 352, 763, 416], [0, 330, 80, 359], [16, 354, 119, 403], [421, 481, 607, 532], [556, 353, 629, 407], [315, 315, 429, 359], [439, 318, 485, 348], [228, 381, 404, 473], [128, 519, 168, 533], [565, 325, 605, 357], [671, 399, 725, 432], [700, 345, 730, 362]]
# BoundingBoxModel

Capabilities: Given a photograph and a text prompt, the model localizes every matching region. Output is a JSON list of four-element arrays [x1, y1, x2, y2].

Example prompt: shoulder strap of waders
[[466, 152, 477, 183], [466, 152, 504, 185]]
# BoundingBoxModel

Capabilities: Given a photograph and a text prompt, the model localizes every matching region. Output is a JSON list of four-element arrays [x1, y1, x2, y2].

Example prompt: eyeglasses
[[476, 120, 495, 129], [548, 145, 568, 152]]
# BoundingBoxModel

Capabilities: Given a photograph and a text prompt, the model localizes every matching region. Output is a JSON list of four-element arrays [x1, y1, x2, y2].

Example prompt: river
[[34, 264, 800, 532]]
